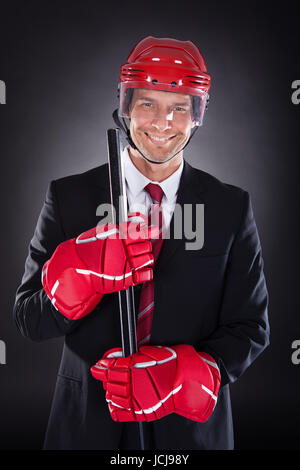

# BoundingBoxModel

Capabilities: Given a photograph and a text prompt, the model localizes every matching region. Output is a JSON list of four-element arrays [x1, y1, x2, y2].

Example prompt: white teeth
[[148, 135, 172, 142]]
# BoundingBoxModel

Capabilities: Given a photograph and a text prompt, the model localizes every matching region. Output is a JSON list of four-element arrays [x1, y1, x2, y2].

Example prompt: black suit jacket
[[13, 159, 269, 450]]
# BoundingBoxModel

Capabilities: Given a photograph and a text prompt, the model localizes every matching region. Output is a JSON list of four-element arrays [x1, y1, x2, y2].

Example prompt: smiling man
[[129, 88, 193, 162], [14, 36, 269, 450]]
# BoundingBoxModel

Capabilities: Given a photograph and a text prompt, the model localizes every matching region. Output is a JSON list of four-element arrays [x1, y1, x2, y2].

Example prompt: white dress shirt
[[122, 146, 184, 230]]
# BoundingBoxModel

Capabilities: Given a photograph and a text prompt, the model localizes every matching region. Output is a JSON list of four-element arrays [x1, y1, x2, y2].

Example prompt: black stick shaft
[[106, 128, 146, 450]]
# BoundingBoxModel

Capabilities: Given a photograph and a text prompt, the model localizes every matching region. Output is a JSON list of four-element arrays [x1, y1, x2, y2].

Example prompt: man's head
[[128, 88, 195, 163], [117, 36, 210, 164]]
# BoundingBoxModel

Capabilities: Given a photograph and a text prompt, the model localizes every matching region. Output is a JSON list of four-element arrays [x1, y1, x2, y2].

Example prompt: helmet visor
[[119, 84, 208, 127]]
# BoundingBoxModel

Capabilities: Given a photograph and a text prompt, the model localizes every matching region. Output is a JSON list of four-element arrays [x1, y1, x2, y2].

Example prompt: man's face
[[128, 88, 195, 163]]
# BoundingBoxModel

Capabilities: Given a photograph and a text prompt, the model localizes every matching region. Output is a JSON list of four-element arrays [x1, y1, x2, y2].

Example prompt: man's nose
[[151, 111, 173, 131]]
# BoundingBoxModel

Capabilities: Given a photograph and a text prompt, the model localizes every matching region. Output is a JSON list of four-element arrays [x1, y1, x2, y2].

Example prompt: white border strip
[[107, 383, 183, 415], [76, 268, 132, 281]]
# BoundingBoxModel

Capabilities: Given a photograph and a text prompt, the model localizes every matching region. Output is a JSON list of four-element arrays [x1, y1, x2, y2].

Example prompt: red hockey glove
[[90, 344, 220, 423], [42, 213, 158, 320]]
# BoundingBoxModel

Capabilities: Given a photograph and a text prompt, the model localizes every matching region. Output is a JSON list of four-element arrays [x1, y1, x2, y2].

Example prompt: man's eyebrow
[[172, 102, 191, 106]]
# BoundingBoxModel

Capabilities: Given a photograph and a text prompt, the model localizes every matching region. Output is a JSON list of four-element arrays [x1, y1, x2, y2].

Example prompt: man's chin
[[143, 152, 174, 163], [130, 138, 183, 163], [138, 145, 179, 163]]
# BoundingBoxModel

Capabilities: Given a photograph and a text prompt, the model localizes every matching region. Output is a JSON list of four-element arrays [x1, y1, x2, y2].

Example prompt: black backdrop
[[0, 0, 299, 450]]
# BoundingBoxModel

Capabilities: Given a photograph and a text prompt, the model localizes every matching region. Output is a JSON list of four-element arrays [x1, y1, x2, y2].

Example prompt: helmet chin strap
[[112, 109, 198, 165]]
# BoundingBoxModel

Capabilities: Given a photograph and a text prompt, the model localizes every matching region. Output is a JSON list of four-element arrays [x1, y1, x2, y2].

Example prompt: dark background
[[0, 0, 299, 450]]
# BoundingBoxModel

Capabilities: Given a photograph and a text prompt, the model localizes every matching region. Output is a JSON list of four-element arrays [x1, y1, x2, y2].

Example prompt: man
[[13, 36, 269, 450]]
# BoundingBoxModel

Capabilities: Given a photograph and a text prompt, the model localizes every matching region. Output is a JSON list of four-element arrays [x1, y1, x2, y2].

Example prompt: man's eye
[[174, 106, 187, 112], [142, 102, 153, 108]]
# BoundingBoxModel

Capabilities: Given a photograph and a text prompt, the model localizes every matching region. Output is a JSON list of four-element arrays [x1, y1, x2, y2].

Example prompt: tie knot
[[144, 183, 164, 205]]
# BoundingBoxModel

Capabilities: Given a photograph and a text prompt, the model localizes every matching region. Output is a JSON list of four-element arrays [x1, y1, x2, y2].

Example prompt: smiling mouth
[[145, 133, 176, 145]]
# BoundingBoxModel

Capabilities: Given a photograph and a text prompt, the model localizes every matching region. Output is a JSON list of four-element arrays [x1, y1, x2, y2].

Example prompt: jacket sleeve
[[13, 180, 83, 341], [200, 191, 270, 386]]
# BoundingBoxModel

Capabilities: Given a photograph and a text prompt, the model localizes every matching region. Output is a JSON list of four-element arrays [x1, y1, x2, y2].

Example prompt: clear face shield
[[118, 84, 208, 164]]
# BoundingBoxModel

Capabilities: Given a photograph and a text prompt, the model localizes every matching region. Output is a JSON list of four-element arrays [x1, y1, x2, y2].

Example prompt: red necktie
[[136, 183, 165, 347]]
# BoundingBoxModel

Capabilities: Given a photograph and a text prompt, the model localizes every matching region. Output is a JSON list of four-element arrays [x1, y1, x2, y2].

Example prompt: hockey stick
[[106, 128, 146, 450]]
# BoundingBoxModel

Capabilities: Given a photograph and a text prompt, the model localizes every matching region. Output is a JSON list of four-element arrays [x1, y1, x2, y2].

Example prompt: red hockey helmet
[[119, 36, 211, 126]]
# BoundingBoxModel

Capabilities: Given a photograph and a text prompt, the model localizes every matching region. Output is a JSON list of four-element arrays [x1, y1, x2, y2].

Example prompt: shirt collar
[[122, 146, 184, 202]]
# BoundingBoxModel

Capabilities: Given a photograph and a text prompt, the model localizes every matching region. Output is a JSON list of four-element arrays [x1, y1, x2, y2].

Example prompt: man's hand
[[90, 344, 220, 423], [42, 213, 158, 320]]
